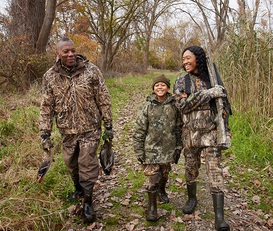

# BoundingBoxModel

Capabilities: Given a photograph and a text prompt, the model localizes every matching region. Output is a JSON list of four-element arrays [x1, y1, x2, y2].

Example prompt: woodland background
[[0, 0, 272, 230]]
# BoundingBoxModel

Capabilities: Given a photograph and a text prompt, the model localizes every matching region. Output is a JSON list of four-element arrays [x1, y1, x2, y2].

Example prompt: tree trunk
[[36, 0, 57, 53], [26, 0, 45, 49]]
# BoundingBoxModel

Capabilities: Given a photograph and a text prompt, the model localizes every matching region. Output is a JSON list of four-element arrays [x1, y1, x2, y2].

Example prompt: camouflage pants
[[142, 163, 171, 193], [184, 147, 224, 194], [62, 129, 101, 192]]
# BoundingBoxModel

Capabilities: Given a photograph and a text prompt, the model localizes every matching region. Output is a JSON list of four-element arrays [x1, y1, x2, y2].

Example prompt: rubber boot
[[66, 176, 84, 202], [146, 192, 157, 221], [212, 194, 230, 231], [183, 183, 197, 214], [82, 185, 96, 223], [158, 177, 169, 203]]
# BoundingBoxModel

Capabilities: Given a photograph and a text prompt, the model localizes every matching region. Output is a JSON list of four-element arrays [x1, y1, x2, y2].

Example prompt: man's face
[[154, 82, 169, 101], [182, 50, 198, 73], [56, 41, 77, 67]]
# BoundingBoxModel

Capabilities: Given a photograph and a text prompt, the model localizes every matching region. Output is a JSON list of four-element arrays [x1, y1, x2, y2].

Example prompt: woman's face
[[182, 50, 198, 73]]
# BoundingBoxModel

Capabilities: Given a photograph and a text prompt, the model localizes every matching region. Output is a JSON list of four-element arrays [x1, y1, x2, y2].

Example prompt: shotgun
[[201, 23, 227, 146]]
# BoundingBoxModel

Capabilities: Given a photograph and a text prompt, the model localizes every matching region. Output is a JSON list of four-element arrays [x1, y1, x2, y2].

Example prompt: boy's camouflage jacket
[[173, 73, 231, 149], [133, 92, 183, 164], [39, 55, 112, 135]]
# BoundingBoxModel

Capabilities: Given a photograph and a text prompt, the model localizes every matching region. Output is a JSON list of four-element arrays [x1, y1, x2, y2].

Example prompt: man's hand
[[173, 149, 181, 164], [137, 157, 144, 164], [104, 122, 114, 140], [41, 130, 53, 152]]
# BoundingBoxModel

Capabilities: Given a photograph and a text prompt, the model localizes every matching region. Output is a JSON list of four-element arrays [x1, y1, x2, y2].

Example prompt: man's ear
[[56, 51, 60, 59]]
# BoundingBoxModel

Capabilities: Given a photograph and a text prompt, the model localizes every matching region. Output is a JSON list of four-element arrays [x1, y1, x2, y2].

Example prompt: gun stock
[[201, 23, 226, 146]]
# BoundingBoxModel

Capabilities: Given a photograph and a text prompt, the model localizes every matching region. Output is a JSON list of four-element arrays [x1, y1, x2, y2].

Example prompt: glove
[[137, 157, 144, 164], [41, 130, 53, 152], [103, 122, 114, 140], [173, 149, 181, 164], [207, 85, 226, 99]]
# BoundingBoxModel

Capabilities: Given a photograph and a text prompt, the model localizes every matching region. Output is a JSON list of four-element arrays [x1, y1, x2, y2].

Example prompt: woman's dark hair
[[182, 46, 209, 82]]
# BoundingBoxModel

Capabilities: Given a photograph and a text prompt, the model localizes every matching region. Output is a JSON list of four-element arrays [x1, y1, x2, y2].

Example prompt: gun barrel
[[201, 22, 226, 145]]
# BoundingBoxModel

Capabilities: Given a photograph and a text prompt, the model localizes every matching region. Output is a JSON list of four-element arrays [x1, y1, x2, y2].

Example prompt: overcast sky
[[0, 0, 8, 13]]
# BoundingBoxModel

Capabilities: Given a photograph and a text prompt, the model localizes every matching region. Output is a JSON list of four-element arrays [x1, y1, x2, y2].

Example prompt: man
[[39, 37, 113, 223]]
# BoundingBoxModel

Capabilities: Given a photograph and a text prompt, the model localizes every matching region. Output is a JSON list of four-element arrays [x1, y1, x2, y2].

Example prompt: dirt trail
[[66, 91, 272, 231]]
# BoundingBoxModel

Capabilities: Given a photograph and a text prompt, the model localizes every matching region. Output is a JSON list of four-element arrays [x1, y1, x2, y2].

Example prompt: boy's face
[[154, 82, 169, 101]]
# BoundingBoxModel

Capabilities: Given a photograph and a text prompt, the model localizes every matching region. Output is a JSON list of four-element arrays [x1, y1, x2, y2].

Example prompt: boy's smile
[[154, 82, 170, 101]]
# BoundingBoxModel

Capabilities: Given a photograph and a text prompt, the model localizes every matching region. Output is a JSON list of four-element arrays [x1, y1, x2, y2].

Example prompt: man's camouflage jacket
[[39, 55, 112, 135]]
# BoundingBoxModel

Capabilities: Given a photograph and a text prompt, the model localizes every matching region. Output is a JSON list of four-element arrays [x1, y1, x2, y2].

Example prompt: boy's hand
[[173, 149, 181, 164]]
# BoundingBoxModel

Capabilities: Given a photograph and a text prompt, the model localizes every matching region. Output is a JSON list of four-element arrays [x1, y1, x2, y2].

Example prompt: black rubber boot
[[66, 176, 84, 202], [212, 194, 230, 231], [158, 177, 169, 203], [83, 185, 96, 224], [183, 183, 197, 214], [146, 192, 157, 221]]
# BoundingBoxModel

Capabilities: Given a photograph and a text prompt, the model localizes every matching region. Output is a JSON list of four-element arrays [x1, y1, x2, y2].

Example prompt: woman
[[173, 46, 232, 231]]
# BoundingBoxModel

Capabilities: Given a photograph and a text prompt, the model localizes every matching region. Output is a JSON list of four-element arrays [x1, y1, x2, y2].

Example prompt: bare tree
[[190, 0, 230, 45], [134, 0, 179, 70], [83, 0, 145, 72]]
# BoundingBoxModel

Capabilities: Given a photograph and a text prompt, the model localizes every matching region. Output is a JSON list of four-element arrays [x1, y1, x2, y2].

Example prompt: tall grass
[[215, 21, 273, 167]]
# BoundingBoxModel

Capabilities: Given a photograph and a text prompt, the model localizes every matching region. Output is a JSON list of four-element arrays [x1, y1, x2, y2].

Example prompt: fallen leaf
[[183, 214, 194, 221], [233, 210, 241, 215], [67, 205, 76, 215], [267, 219, 273, 227], [177, 217, 184, 223], [175, 178, 183, 184], [194, 215, 202, 221], [120, 200, 130, 206], [105, 202, 113, 207], [253, 179, 261, 185], [252, 195, 261, 204]]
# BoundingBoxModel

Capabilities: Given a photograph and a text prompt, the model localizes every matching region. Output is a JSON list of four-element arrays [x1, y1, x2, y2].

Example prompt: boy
[[133, 74, 183, 221]]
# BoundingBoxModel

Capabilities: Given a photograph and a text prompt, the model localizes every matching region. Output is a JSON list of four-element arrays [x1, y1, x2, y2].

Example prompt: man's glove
[[103, 122, 114, 140], [206, 85, 226, 99], [137, 156, 144, 164], [173, 149, 181, 164], [41, 130, 53, 152]]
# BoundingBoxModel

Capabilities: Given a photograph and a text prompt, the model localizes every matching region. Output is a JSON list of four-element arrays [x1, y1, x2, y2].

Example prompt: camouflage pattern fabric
[[184, 147, 224, 194], [142, 163, 171, 192], [173, 73, 232, 149], [62, 129, 101, 191], [133, 92, 183, 164], [40, 55, 112, 135]]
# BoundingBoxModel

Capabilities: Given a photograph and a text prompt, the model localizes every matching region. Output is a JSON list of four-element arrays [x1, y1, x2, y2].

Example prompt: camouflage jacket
[[173, 72, 231, 148], [39, 55, 112, 135], [133, 92, 183, 164]]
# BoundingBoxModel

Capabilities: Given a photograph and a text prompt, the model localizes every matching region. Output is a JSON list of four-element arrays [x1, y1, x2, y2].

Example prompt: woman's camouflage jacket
[[173, 73, 231, 149], [39, 56, 112, 135], [133, 92, 183, 164]]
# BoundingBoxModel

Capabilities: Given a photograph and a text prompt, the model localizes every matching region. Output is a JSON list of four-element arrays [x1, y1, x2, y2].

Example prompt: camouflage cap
[[152, 74, 171, 89]]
